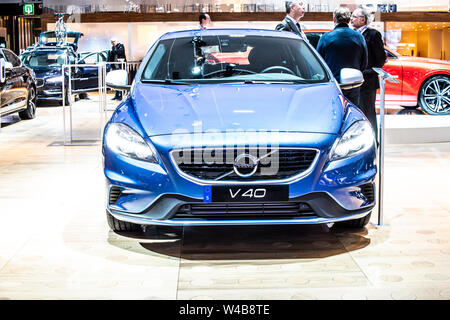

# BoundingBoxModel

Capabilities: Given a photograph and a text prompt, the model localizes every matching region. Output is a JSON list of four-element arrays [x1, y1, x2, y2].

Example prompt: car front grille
[[172, 202, 317, 220], [171, 147, 318, 182]]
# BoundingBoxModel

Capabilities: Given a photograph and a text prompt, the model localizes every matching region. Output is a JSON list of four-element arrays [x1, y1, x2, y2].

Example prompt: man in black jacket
[[351, 7, 387, 143], [108, 38, 127, 100], [276, 1, 308, 41], [317, 7, 368, 106]]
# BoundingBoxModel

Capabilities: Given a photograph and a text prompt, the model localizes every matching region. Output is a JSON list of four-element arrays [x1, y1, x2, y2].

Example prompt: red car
[[304, 30, 450, 115]]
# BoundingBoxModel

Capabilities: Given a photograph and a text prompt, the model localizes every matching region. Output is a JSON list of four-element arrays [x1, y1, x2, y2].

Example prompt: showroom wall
[[385, 22, 450, 59]]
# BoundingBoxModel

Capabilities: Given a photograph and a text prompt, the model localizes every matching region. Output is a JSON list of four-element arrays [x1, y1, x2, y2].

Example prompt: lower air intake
[[173, 202, 317, 220], [109, 187, 122, 205]]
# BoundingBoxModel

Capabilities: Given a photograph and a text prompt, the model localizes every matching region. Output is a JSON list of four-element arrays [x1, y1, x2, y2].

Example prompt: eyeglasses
[[351, 15, 364, 19]]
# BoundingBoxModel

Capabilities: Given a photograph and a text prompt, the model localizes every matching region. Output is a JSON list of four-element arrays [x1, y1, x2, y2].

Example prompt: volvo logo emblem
[[233, 154, 259, 178]]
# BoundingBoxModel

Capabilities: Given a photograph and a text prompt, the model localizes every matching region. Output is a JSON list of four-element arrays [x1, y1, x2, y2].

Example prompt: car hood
[[31, 67, 61, 78], [132, 82, 344, 137], [398, 55, 450, 67]]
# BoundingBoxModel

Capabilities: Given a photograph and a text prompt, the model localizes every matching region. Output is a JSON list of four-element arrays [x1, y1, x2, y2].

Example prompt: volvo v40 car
[[103, 29, 377, 232]]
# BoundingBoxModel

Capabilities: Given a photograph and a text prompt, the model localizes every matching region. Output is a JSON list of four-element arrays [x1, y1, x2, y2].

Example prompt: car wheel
[[106, 210, 141, 232], [333, 212, 371, 229], [19, 86, 37, 120], [418, 75, 450, 115]]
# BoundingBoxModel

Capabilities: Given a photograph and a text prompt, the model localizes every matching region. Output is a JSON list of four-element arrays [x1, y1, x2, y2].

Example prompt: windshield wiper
[[242, 80, 310, 84], [141, 79, 193, 85]]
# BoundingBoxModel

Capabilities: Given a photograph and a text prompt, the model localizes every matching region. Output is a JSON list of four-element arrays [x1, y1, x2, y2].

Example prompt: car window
[[3, 49, 21, 67], [141, 35, 329, 84], [143, 42, 169, 79], [99, 52, 107, 62], [81, 53, 98, 64], [21, 50, 68, 67], [385, 50, 397, 59], [305, 32, 324, 49]]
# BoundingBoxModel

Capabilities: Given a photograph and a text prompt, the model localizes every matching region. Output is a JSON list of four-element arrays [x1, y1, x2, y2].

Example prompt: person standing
[[351, 7, 387, 143], [316, 7, 368, 106], [199, 13, 211, 30], [276, 1, 308, 41], [108, 38, 127, 101]]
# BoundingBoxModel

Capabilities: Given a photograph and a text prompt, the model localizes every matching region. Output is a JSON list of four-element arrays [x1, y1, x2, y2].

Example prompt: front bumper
[[109, 208, 372, 226], [107, 192, 374, 226], [37, 83, 64, 100], [104, 132, 377, 226]]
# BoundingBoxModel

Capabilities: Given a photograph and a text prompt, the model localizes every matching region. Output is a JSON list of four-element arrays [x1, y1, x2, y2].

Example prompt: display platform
[[383, 114, 450, 144]]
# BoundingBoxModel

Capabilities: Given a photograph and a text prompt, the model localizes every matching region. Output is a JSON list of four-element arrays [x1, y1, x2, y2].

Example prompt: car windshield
[[141, 35, 329, 84], [21, 50, 67, 67]]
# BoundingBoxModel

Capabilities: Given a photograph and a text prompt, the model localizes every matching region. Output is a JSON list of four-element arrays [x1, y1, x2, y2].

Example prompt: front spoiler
[[108, 208, 372, 226]]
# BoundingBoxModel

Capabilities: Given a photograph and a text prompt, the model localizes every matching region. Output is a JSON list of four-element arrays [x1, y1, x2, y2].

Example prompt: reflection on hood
[[129, 82, 344, 137]]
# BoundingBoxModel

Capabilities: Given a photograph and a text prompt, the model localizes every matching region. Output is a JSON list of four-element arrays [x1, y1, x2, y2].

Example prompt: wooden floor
[[0, 100, 450, 300]]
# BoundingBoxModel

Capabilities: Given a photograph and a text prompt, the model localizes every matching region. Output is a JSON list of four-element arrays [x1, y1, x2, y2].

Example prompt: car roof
[[159, 28, 303, 41]]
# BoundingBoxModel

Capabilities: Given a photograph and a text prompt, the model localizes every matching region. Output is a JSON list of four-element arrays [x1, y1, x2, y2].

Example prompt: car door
[[1, 49, 27, 114], [379, 49, 403, 105], [73, 52, 99, 91], [0, 52, 5, 114], [7, 49, 30, 95]]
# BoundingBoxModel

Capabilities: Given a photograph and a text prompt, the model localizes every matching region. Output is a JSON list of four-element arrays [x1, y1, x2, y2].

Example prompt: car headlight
[[330, 120, 375, 161], [105, 123, 158, 163], [46, 76, 64, 83]]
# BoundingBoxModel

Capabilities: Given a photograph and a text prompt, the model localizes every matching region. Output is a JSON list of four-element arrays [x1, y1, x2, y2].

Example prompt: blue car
[[103, 29, 377, 232]]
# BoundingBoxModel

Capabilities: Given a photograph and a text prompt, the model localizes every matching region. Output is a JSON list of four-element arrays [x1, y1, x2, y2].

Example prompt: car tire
[[19, 86, 37, 120], [418, 75, 450, 115], [333, 212, 371, 229], [106, 211, 141, 232]]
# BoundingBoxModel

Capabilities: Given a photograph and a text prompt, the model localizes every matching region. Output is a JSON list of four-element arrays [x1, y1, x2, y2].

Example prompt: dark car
[[20, 46, 110, 104], [0, 48, 37, 119]]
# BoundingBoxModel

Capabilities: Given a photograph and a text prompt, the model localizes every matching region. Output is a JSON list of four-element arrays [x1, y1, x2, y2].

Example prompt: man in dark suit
[[276, 1, 308, 41], [351, 7, 387, 143], [316, 7, 368, 106]]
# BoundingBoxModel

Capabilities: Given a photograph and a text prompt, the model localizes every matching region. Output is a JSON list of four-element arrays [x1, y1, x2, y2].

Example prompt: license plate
[[203, 185, 289, 203]]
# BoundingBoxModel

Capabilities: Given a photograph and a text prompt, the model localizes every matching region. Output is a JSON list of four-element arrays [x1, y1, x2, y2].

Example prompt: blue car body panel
[[103, 29, 377, 226], [130, 82, 344, 137]]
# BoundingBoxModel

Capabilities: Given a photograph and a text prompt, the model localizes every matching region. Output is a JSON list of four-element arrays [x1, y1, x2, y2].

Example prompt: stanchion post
[[98, 63, 102, 113], [372, 68, 399, 226], [62, 64, 66, 145], [68, 65, 73, 144], [104, 63, 107, 111], [378, 73, 386, 226]]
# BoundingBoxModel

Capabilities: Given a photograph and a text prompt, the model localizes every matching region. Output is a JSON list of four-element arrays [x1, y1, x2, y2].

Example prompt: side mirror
[[0, 58, 5, 83], [339, 68, 364, 90], [4, 61, 13, 70], [106, 69, 131, 90]]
